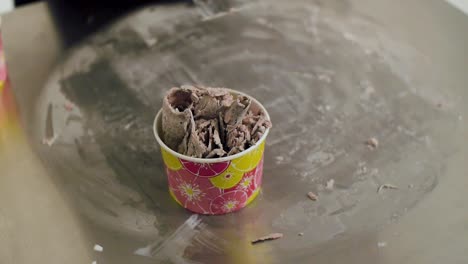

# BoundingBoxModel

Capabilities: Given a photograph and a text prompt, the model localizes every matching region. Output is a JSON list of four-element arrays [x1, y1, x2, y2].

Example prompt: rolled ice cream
[[161, 85, 271, 158]]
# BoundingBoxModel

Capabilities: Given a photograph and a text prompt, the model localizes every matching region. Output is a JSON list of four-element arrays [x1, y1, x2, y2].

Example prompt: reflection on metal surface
[[135, 215, 224, 264], [33, 0, 459, 262]]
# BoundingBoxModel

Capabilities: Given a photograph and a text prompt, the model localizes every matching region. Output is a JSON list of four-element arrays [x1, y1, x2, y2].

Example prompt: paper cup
[[153, 92, 270, 215]]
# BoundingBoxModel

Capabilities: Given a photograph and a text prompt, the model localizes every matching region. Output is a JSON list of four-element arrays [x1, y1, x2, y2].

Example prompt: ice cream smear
[[161, 85, 271, 158]]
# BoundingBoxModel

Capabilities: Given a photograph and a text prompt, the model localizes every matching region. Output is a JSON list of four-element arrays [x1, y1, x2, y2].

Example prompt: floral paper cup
[[153, 93, 270, 215]]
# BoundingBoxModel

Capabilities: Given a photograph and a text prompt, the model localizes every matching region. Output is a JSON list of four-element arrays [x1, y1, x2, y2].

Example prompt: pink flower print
[[167, 168, 221, 214], [180, 160, 230, 178], [236, 174, 254, 192], [210, 190, 248, 214], [177, 182, 204, 202], [222, 199, 239, 212], [225, 157, 263, 196]]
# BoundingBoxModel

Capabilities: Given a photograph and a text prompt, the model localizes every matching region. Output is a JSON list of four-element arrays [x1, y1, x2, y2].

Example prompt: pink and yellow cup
[[153, 92, 270, 215]]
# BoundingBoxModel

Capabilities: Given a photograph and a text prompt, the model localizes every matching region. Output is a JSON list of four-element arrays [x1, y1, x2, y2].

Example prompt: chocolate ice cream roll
[[161, 86, 194, 151]]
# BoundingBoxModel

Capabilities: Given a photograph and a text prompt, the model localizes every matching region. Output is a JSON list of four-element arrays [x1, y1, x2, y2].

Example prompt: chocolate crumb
[[377, 183, 398, 193], [251, 233, 283, 244], [307, 191, 318, 201], [366, 137, 379, 149]]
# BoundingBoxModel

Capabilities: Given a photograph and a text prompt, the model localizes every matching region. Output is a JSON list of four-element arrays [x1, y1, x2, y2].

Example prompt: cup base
[[169, 188, 261, 215]]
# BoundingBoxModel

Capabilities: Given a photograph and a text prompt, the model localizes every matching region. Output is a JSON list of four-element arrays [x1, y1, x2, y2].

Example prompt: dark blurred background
[[15, 0, 36, 5], [6, 0, 239, 47], [11, 0, 192, 46], [9, 0, 237, 47]]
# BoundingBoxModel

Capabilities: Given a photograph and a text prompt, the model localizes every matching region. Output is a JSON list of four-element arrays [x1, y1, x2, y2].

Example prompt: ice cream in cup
[[153, 85, 271, 215]]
